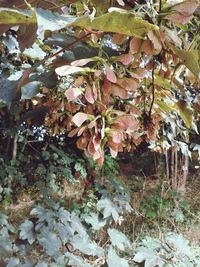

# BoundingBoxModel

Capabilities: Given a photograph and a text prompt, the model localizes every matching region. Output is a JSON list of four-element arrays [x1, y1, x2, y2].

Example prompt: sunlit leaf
[[177, 100, 193, 128], [72, 112, 94, 127], [70, 10, 157, 37], [107, 247, 129, 267], [55, 65, 94, 76], [108, 228, 131, 251]]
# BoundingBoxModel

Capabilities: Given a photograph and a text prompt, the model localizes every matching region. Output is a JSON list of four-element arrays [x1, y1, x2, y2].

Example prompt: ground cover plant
[[0, 0, 200, 266]]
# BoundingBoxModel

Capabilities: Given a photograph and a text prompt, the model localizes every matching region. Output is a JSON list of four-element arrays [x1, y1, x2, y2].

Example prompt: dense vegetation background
[[0, 0, 199, 266]]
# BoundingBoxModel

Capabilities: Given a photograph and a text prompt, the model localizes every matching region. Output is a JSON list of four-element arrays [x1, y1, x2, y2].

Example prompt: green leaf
[[70, 9, 157, 38], [70, 235, 104, 257], [0, 8, 36, 25], [108, 228, 131, 251], [84, 212, 106, 230], [107, 247, 129, 267], [97, 198, 119, 222], [176, 99, 193, 128], [173, 47, 200, 78], [19, 220, 35, 245], [38, 230, 61, 256], [65, 252, 92, 267], [21, 81, 42, 100]]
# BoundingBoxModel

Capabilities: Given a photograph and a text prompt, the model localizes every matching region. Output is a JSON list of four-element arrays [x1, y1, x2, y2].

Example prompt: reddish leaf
[[105, 65, 117, 83], [143, 39, 154, 55], [112, 115, 138, 130], [110, 84, 128, 99], [72, 112, 93, 127], [115, 53, 134, 65], [85, 84, 95, 104], [111, 130, 123, 143], [68, 127, 80, 137], [71, 58, 94, 67], [166, 0, 198, 24], [129, 37, 142, 54], [65, 87, 82, 101], [117, 78, 139, 91], [147, 31, 162, 52]]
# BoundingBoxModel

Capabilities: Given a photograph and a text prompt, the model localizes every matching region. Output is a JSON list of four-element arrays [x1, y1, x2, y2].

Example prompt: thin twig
[[159, 0, 162, 13]]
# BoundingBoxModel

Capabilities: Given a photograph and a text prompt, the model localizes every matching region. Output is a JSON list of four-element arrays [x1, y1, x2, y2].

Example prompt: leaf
[[65, 252, 92, 267], [23, 43, 46, 60], [105, 65, 117, 83], [65, 87, 83, 101], [130, 37, 142, 53], [36, 8, 76, 31], [107, 247, 129, 267], [55, 65, 94, 76], [21, 81, 42, 100], [117, 78, 139, 91], [84, 213, 106, 230], [97, 198, 119, 222], [72, 112, 94, 127], [115, 54, 134, 65], [70, 9, 157, 38], [38, 230, 61, 256], [19, 220, 35, 245], [0, 74, 18, 104], [112, 115, 138, 131], [35, 262, 48, 267], [71, 57, 100, 67], [177, 100, 193, 128], [0, 8, 36, 25], [173, 47, 200, 77], [70, 235, 104, 257], [108, 228, 131, 251], [6, 258, 20, 267], [85, 84, 95, 104], [166, 0, 198, 24]]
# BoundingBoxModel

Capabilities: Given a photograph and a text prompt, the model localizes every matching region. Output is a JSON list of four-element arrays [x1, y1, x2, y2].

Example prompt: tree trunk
[[165, 145, 189, 194]]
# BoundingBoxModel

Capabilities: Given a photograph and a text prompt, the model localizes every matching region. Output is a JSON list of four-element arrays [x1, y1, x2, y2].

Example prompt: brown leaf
[[129, 37, 142, 54], [115, 53, 134, 65], [110, 84, 128, 99], [85, 85, 95, 104], [105, 65, 117, 83], [117, 78, 139, 91]]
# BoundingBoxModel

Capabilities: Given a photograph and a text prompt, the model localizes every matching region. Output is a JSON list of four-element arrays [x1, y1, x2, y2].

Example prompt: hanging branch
[[148, 57, 155, 118]]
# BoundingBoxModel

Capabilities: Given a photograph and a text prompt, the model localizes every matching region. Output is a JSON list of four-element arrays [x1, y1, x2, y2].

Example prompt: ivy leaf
[[21, 81, 43, 100], [70, 234, 104, 257], [177, 100, 193, 128], [70, 9, 157, 38], [38, 230, 61, 256], [97, 198, 119, 222], [107, 247, 129, 267], [108, 228, 131, 251], [19, 220, 35, 245], [133, 247, 165, 267], [84, 212, 106, 230], [65, 252, 92, 267]]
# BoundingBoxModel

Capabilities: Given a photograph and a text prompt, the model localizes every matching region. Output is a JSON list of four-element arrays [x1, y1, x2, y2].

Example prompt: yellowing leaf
[[0, 8, 36, 25], [173, 47, 200, 78], [177, 100, 193, 128], [70, 10, 157, 38]]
